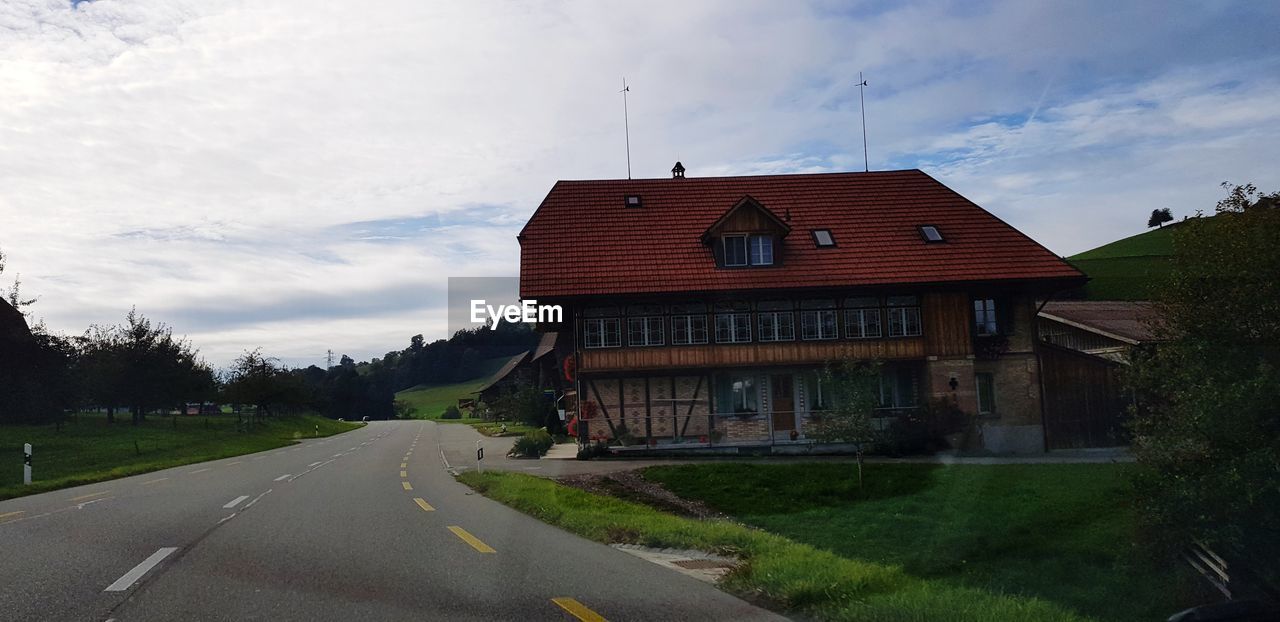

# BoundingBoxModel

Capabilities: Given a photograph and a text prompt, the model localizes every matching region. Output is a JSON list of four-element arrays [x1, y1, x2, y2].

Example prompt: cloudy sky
[[2, 0, 1277, 367]]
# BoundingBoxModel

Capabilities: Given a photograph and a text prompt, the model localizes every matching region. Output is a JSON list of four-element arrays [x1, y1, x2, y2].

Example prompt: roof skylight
[[812, 229, 835, 247], [919, 225, 944, 243]]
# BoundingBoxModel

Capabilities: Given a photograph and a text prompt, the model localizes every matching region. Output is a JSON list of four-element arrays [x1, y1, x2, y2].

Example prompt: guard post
[[475, 440, 484, 473], [23, 443, 32, 485]]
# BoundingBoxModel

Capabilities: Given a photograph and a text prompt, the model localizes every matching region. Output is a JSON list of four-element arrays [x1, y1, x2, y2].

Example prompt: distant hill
[[1067, 223, 1180, 301], [394, 355, 511, 419]]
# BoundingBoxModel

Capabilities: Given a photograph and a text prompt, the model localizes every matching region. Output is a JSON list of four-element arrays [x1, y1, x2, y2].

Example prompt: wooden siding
[[1040, 342, 1128, 449], [716, 203, 784, 233], [922, 292, 972, 357], [580, 338, 925, 373]]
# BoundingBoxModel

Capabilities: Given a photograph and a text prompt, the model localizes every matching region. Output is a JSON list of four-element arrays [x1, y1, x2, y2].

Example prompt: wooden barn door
[[1040, 343, 1129, 449]]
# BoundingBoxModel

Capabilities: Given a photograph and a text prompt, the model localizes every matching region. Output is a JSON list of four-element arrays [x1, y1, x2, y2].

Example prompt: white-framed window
[[976, 372, 996, 415], [844, 296, 882, 339], [583, 318, 621, 348], [671, 314, 708, 345], [974, 298, 998, 336], [723, 235, 748, 266], [757, 311, 795, 342], [714, 313, 752, 343], [722, 234, 773, 267], [715, 374, 758, 415], [627, 316, 664, 346], [803, 372, 832, 411], [749, 235, 774, 265], [800, 310, 838, 340], [886, 296, 922, 337]]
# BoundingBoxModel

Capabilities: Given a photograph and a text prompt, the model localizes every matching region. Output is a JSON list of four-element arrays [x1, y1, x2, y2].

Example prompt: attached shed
[[1037, 301, 1154, 449]]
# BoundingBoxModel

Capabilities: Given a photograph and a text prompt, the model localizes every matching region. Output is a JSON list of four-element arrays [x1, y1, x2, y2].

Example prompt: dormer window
[[919, 225, 945, 243], [750, 235, 774, 265], [722, 234, 773, 267]]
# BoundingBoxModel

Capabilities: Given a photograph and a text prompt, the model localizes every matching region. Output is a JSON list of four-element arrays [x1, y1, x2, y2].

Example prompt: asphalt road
[[0, 421, 783, 621]]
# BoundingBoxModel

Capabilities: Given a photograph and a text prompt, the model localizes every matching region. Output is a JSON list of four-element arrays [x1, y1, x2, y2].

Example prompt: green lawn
[[0, 413, 359, 500], [459, 470, 1093, 621], [641, 463, 1205, 621], [394, 356, 513, 419]]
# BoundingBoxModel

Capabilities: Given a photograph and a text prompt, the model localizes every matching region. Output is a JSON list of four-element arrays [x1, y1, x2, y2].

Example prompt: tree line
[[0, 255, 536, 426]]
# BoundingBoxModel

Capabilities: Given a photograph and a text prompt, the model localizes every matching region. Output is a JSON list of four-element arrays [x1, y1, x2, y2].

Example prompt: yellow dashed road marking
[[551, 597, 606, 621], [447, 526, 496, 553], [400, 470, 408, 478], [69, 491, 110, 501], [0, 510, 25, 522], [413, 497, 435, 512], [400, 463, 407, 468], [141, 478, 169, 485], [402, 481, 413, 491]]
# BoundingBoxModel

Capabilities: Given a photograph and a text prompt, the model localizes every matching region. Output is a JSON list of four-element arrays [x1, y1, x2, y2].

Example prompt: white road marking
[[218, 513, 236, 524], [308, 461, 323, 467], [104, 547, 178, 592], [243, 489, 272, 510], [189, 468, 212, 474], [273, 474, 291, 481], [223, 495, 249, 509], [333, 453, 344, 458]]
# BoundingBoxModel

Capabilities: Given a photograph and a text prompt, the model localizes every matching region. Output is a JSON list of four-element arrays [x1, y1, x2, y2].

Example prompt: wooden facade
[[580, 337, 926, 373], [1040, 342, 1129, 449]]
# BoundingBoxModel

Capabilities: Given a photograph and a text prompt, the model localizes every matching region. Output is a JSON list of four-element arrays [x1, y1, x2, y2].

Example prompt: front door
[[770, 374, 795, 434]]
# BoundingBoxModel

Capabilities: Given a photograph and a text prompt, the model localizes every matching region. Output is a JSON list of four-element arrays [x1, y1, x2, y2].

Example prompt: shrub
[[440, 405, 462, 420], [509, 427, 554, 458]]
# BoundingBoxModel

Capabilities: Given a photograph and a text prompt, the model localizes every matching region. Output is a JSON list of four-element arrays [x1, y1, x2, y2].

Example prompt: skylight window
[[812, 229, 835, 247], [919, 225, 945, 243], [624, 195, 642, 208]]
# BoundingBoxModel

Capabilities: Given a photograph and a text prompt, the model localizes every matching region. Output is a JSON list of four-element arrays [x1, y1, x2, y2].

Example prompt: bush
[[440, 405, 462, 420], [509, 427, 554, 458]]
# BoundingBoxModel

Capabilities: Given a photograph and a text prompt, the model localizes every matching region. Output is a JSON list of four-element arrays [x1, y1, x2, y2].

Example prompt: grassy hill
[[394, 355, 514, 420], [1067, 224, 1179, 300]]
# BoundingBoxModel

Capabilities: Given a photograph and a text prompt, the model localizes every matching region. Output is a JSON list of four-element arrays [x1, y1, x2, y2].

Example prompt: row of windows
[[583, 304, 923, 348]]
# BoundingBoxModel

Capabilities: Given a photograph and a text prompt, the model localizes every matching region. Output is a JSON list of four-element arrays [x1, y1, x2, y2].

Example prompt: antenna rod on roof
[[857, 71, 869, 172], [620, 78, 632, 179]]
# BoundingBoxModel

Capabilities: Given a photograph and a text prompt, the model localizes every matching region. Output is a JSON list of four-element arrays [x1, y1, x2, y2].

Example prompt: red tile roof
[[519, 169, 1084, 298]]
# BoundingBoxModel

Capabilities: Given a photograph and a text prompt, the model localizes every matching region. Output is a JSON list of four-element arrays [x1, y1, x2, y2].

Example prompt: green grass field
[[394, 355, 513, 419], [1070, 225, 1177, 260], [1067, 224, 1178, 300], [460, 470, 1096, 621], [0, 413, 358, 500], [641, 463, 1204, 621]]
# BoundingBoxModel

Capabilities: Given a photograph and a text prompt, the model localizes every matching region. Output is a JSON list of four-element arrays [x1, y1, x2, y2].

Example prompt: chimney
[[671, 161, 685, 179]]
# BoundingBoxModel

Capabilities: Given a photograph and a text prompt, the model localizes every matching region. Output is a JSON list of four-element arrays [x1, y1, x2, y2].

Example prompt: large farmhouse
[[519, 166, 1086, 453]]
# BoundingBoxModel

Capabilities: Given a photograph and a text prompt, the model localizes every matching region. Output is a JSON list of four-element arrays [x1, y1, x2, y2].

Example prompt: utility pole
[[857, 72, 869, 172], [620, 78, 632, 179]]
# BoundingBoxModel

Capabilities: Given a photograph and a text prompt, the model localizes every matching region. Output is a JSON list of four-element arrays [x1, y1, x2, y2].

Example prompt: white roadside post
[[475, 440, 484, 474], [23, 443, 32, 485]]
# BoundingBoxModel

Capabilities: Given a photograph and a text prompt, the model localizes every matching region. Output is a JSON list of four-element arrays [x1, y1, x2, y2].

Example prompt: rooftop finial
[[672, 161, 685, 179]]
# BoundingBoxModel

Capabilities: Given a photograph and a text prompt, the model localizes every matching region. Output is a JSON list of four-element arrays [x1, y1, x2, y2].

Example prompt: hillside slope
[[394, 355, 511, 419], [1068, 224, 1179, 300]]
